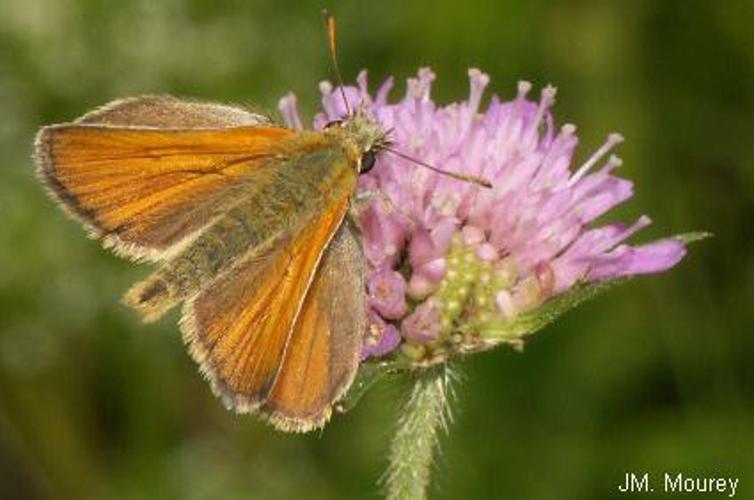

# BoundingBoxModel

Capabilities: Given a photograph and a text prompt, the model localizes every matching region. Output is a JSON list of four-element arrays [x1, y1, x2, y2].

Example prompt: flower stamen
[[568, 132, 624, 186]]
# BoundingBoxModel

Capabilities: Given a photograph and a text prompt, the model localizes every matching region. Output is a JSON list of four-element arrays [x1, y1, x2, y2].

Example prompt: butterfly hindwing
[[75, 95, 271, 128]]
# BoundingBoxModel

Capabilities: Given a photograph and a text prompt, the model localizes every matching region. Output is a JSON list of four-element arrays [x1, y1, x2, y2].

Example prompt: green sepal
[[674, 231, 712, 244], [336, 359, 399, 414], [475, 277, 627, 341]]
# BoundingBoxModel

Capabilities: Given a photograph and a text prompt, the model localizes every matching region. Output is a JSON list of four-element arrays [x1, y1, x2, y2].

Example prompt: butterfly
[[34, 85, 392, 431], [33, 14, 487, 432]]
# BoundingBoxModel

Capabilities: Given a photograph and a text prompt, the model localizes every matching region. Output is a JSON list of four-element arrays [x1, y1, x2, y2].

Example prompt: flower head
[[279, 68, 688, 363]]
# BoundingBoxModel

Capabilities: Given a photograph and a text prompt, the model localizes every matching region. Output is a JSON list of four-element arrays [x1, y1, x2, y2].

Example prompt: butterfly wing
[[34, 96, 296, 261], [182, 192, 366, 431], [262, 220, 366, 431], [76, 95, 271, 128]]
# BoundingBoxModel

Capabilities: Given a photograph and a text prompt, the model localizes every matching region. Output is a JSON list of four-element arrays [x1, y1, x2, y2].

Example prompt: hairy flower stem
[[385, 365, 455, 500]]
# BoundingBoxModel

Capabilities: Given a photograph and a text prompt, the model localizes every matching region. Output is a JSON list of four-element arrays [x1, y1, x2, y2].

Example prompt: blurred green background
[[1, 1, 752, 499]]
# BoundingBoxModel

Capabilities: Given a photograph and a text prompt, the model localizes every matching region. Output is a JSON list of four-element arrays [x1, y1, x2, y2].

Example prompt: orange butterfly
[[33, 14, 486, 432], [34, 86, 389, 431]]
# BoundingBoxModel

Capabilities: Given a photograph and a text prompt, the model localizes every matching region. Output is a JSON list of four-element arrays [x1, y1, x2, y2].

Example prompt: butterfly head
[[324, 109, 389, 175]]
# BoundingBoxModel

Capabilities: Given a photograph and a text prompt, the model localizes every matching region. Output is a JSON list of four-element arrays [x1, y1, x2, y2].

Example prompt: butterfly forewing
[[263, 221, 366, 431], [34, 97, 295, 261]]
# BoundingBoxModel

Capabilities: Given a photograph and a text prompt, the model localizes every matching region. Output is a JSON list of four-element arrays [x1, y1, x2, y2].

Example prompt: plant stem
[[384, 364, 456, 500]]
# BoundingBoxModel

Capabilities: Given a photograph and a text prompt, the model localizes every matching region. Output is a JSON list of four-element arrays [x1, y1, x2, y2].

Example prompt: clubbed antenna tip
[[322, 9, 352, 116]]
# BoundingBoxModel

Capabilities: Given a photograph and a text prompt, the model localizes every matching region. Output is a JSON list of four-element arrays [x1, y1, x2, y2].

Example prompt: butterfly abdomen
[[122, 274, 178, 322], [121, 212, 258, 322]]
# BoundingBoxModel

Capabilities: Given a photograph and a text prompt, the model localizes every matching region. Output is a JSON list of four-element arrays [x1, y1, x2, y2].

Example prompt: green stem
[[384, 365, 456, 500]]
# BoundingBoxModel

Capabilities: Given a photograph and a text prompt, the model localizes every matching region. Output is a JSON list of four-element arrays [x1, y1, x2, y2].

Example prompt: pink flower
[[358, 198, 407, 269], [368, 267, 408, 319], [362, 312, 402, 360], [279, 68, 689, 361], [401, 299, 443, 344]]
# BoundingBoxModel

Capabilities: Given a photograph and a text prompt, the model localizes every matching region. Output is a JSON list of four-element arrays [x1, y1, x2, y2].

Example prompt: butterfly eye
[[324, 120, 343, 129], [360, 150, 376, 174]]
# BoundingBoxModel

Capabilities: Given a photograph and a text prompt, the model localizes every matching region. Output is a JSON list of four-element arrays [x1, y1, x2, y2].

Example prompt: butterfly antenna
[[322, 10, 352, 116], [383, 146, 493, 188]]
